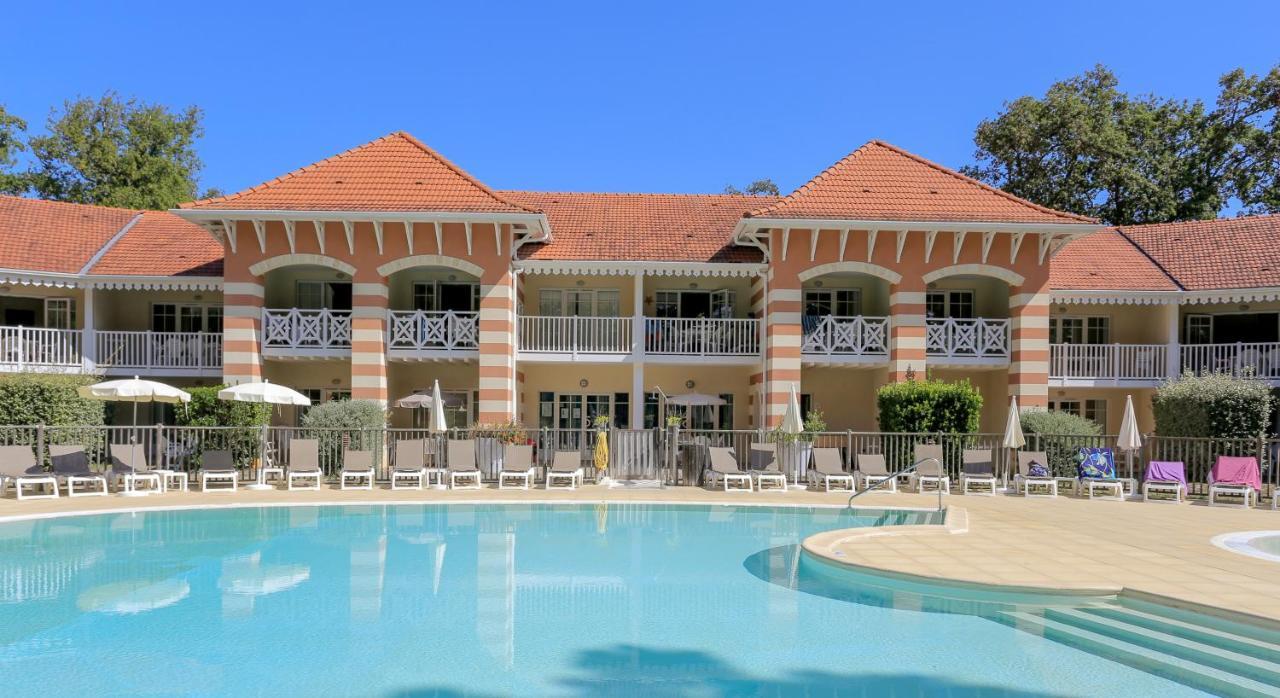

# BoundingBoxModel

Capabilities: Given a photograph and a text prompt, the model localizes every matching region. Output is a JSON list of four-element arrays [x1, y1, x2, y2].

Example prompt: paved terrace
[[2, 486, 1279, 624]]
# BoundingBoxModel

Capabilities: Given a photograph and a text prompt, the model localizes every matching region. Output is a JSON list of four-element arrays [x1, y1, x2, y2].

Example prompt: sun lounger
[[498, 444, 535, 490], [809, 447, 854, 492], [447, 439, 482, 489], [1141, 460, 1187, 503], [340, 450, 375, 490], [200, 449, 239, 492], [748, 442, 786, 491], [546, 450, 585, 490], [49, 445, 107, 497], [1209, 456, 1261, 508], [912, 444, 949, 494], [285, 439, 322, 491], [109, 443, 162, 495], [0, 445, 58, 500], [854, 453, 895, 492], [1076, 447, 1124, 500], [706, 447, 752, 492], [1013, 451, 1057, 497], [960, 449, 997, 496], [391, 439, 428, 490]]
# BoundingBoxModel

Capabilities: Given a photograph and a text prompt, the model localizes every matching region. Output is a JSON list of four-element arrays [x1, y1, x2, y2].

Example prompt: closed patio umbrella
[[1117, 394, 1142, 480], [218, 380, 311, 490], [429, 380, 447, 433], [780, 383, 804, 435], [1002, 396, 1026, 488], [78, 377, 191, 496]]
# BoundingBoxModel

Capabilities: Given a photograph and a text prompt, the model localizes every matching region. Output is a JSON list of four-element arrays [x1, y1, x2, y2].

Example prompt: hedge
[[1153, 372, 1273, 440], [171, 385, 272, 467], [876, 379, 983, 434], [1019, 409, 1103, 477], [0, 373, 105, 427]]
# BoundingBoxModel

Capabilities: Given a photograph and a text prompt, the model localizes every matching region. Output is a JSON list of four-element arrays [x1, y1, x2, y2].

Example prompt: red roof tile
[[89, 211, 222, 277], [182, 132, 539, 214], [1117, 215, 1280, 291], [1050, 230, 1178, 291], [502, 192, 774, 263], [0, 196, 138, 274], [748, 140, 1095, 224]]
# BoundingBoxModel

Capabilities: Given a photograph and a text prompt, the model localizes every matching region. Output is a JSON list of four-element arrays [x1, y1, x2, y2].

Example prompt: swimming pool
[[0, 503, 1243, 696], [1214, 530, 1280, 564]]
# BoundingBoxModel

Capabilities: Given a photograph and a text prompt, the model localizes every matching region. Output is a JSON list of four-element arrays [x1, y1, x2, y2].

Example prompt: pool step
[[1084, 605, 1280, 666], [999, 611, 1280, 697]]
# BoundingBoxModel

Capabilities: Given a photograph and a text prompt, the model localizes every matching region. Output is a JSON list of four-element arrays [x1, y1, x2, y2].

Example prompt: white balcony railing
[[387, 310, 478, 351], [0, 326, 83, 369], [262, 309, 352, 350], [645, 317, 760, 356], [1050, 343, 1167, 380], [801, 316, 889, 356], [925, 318, 1009, 359], [519, 316, 631, 354], [1181, 342, 1280, 380], [96, 331, 222, 370]]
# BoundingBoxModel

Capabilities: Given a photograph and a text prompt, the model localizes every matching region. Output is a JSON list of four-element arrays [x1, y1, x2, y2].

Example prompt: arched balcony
[[260, 262, 353, 356], [799, 266, 892, 364], [922, 269, 1011, 364], [385, 263, 480, 359]]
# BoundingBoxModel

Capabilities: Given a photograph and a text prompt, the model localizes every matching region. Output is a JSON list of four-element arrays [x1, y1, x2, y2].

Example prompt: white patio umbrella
[[780, 383, 804, 435], [1002, 396, 1026, 488], [1117, 394, 1143, 480], [218, 380, 312, 490], [429, 380, 447, 433], [394, 393, 435, 410], [78, 377, 191, 496]]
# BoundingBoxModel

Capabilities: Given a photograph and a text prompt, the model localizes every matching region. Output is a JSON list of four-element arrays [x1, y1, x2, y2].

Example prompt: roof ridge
[[747, 142, 875, 217], [0, 194, 143, 217], [500, 190, 779, 199], [1112, 212, 1280, 232], [1112, 226, 1185, 291], [78, 212, 145, 275]]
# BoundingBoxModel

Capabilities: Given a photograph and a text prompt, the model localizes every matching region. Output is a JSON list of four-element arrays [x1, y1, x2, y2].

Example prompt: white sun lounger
[[960, 449, 997, 496], [912, 444, 949, 494], [748, 442, 787, 491], [391, 439, 428, 490], [546, 450, 585, 490], [809, 447, 854, 492], [498, 444, 535, 490], [854, 453, 895, 492], [340, 450, 375, 490], [50, 445, 108, 497], [1013, 451, 1057, 498], [447, 439, 482, 489], [0, 445, 58, 500], [200, 449, 239, 492], [707, 447, 752, 492], [109, 443, 162, 495], [285, 439, 322, 491]]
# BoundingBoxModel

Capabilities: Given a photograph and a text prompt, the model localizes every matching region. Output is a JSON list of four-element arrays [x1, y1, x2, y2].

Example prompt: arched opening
[[261, 263, 353, 351], [799, 270, 892, 357], [385, 263, 481, 353], [923, 272, 1012, 360]]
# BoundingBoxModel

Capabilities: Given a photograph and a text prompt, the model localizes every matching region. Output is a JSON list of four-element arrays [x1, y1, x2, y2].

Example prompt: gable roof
[[182, 132, 540, 214], [0, 196, 139, 274], [89, 211, 222, 277], [1116, 215, 1280, 291], [1050, 229, 1179, 292], [503, 191, 772, 263], [747, 140, 1095, 225]]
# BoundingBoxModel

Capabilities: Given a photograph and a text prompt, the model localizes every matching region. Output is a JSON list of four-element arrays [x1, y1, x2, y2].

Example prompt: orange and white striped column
[[222, 278, 264, 385], [350, 280, 389, 405], [477, 269, 516, 423], [1009, 288, 1050, 408], [888, 281, 927, 381], [763, 279, 802, 427]]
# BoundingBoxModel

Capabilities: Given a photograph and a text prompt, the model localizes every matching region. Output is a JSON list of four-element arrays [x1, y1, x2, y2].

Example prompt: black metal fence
[[0, 424, 1275, 496]]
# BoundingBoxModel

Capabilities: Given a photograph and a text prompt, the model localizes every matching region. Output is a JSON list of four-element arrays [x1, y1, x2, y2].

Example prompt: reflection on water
[[0, 504, 1201, 697]]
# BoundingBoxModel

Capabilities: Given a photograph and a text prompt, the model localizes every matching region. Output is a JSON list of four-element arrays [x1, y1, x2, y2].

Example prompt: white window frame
[[803, 288, 861, 317], [925, 289, 975, 319], [1050, 316, 1110, 345], [537, 288, 621, 317], [412, 281, 479, 313], [653, 289, 736, 319], [43, 298, 76, 329]]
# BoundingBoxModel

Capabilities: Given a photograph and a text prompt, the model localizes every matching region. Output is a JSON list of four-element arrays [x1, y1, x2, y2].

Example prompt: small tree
[[1019, 409, 1103, 477], [172, 385, 271, 467], [300, 399, 388, 466], [1153, 372, 1273, 439]]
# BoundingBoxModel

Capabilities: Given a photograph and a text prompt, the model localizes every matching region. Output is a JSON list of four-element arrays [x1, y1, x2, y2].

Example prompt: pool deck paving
[[3, 483, 1280, 624]]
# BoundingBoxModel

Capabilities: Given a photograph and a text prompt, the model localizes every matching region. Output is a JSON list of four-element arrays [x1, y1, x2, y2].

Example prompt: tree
[[26, 92, 205, 209], [723, 178, 781, 196], [0, 105, 27, 195], [963, 64, 1280, 224]]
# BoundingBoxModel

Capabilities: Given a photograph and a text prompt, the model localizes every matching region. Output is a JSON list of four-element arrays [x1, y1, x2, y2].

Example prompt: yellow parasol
[[593, 430, 609, 475]]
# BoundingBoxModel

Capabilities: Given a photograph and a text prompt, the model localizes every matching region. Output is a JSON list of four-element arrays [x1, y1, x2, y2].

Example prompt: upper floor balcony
[[801, 315, 889, 365], [515, 315, 760, 363], [0, 326, 222, 376], [262, 308, 352, 357], [1049, 343, 1169, 385], [387, 310, 479, 359], [925, 317, 1010, 364], [1180, 342, 1280, 381]]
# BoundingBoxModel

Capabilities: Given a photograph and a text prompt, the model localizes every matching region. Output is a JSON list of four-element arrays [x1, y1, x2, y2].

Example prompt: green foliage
[[0, 104, 27, 195], [768, 409, 828, 444], [723, 178, 781, 196], [173, 386, 270, 428], [876, 379, 983, 434], [1153, 372, 1273, 439], [0, 373, 105, 427], [300, 399, 387, 462], [26, 92, 204, 209], [473, 420, 529, 444], [963, 63, 1280, 223], [1019, 409, 1103, 477]]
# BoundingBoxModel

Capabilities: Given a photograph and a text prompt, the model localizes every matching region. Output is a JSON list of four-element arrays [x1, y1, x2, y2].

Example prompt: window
[[800, 394, 813, 422], [412, 282, 437, 312], [644, 392, 661, 428], [653, 289, 735, 319], [1050, 316, 1109, 344], [655, 291, 680, 318], [1049, 399, 1108, 428], [538, 288, 620, 317], [296, 281, 352, 310], [1184, 315, 1213, 344], [925, 290, 974, 319], [717, 394, 734, 430], [612, 392, 630, 429], [294, 388, 349, 425], [152, 304, 219, 333], [538, 391, 556, 430], [804, 289, 861, 317], [44, 298, 75, 329]]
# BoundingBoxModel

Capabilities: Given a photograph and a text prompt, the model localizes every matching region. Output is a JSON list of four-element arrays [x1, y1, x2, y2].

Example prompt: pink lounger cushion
[[1210, 456, 1262, 492]]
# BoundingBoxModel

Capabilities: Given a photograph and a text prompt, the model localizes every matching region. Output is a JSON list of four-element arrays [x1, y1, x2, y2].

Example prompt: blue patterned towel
[[1076, 447, 1116, 480]]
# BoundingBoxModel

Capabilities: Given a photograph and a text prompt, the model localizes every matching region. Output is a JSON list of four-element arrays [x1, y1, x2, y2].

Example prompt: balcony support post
[[81, 286, 96, 372], [223, 277, 264, 385], [351, 280, 389, 406], [1163, 303, 1180, 379], [1008, 288, 1050, 409], [631, 272, 644, 362]]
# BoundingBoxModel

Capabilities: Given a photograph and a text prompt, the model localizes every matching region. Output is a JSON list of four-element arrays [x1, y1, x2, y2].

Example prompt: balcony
[[518, 316, 632, 357], [1181, 342, 1280, 380], [514, 316, 760, 362], [926, 318, 1009, 363], [262, 309, 352, 356], [801, 316, 889, 364], [0, 326, 83, 372], [387, 310, 479, 360], [96, 331, 223, 375], [1050, 343, 1168, 384], [644, 317, 760, 359]]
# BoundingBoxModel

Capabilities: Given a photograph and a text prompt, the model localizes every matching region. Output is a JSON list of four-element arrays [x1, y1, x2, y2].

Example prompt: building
[[1, 131, 1277, 434]]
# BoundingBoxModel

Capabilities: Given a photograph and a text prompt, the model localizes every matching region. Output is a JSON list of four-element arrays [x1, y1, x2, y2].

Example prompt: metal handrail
[[847, 457, 945, 512]]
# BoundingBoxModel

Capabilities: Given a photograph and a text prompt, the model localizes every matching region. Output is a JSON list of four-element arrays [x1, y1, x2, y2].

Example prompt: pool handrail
[[848, 457, 945, 512]]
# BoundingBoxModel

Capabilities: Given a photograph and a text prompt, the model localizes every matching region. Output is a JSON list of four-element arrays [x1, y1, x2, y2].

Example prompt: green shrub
[[1153, 372, 1273, 439], [0, 373, 105, 427], [300, 399, 387, 466], [1019, 409, 1103, 477], [876, 379, 983, 433], [170, 385, 271, 467]]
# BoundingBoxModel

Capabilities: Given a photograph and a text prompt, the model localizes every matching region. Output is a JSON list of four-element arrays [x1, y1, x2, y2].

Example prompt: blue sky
[[4, 1, 1278, 198]]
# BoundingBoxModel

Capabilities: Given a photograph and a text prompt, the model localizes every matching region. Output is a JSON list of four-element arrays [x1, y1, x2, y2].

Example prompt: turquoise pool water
[[0, 503, 1209, 696]]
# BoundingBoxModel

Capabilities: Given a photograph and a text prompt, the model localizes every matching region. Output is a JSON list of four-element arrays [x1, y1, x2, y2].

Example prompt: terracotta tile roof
[[1050, 230, 1179, 291], [89, 211, 222, 277], [182, 132, 540, 214], [501, 191, 775, 263], [1116, 215, 1280, 291], [0, 196, 138, 274], [747, 140, 1095, 224]]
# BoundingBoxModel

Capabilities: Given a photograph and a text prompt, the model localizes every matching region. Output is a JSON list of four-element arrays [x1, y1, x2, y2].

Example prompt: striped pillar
[[888, 283, 927, 382], [763, 282, 802, 427], [1009, 289, 1050, 408], [749, 273, 766, 427], [351, 281, 389, 405], [222, 280, 264, 384], [478, 272, 516, 423]]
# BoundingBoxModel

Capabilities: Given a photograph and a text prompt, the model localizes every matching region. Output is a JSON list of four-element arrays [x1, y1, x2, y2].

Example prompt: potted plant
[[770, 410, 827, 480], [473, 420, 526, 474]]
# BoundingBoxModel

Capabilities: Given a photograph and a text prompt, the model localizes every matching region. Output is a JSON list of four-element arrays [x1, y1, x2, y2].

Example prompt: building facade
[[2, 132, 1278, 434]]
